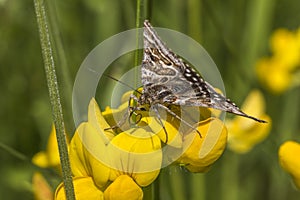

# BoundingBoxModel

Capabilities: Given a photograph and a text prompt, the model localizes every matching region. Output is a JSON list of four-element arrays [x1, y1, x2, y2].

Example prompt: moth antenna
[[103, 74, 143, 95]]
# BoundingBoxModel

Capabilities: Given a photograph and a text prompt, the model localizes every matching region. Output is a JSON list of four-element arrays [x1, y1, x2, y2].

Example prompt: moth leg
[[157, 104, 202, 138], [152, 105, 169, 144]]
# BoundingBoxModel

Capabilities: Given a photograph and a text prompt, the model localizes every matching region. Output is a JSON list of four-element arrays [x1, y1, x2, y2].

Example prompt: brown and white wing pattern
[[141, 20, 266, 123]]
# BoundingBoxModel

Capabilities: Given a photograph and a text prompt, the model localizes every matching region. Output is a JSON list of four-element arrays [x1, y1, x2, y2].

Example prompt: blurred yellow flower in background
[[271, 28, 300, 67], [226, 89, 271, 153], [256, 28, 300, 94], [32, 124, 69, 171], [279, 141, 300, 189]]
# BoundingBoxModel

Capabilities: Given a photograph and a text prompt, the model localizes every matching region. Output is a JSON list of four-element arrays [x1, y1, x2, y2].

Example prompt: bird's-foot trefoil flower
[[256, 28, 300, 94], [176, 117, 228, 172], [279, 140, 300, 189], [32, 124, 69, 171], [226, 89, 271, 153], [56, 98, 162, 199], [55, 89, 228, 199], [104, 175, 143, 200], [55, 177, 104, 200]]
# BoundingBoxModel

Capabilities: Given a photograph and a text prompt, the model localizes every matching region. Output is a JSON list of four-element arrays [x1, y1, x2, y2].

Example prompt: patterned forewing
[[143, 20, 214, 106], [142, 20, 266, 123]]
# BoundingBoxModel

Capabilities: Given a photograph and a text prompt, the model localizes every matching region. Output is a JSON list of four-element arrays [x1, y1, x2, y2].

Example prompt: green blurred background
[[1, 0, 300, 199]]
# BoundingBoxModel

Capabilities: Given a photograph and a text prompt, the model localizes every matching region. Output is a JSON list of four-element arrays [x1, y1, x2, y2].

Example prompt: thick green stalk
[[33, 0, 75, 199], [131, 0, 144, 125]]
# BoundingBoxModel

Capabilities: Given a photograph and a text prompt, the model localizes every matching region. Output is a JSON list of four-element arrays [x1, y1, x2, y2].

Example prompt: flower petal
[[70, 122, 111, 189], [177, 117, 228, 172], [108, 127, 162, 186], [279, 141, 300, 189], [270, 28, 300, 69], [104, 175, 143, 200], [88, 98, 115, 141], [226, 90, 271, 153], [32, 124, 63, 169], [228, 115, 271, 153], [142, 116, 182, 148], [32, 151, 51, 168], [234, 89, 266, 129], [55, 177, 104, 200]]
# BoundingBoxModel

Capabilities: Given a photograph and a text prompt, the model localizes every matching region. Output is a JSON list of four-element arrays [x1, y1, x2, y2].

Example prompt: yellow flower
[[104, 175, 143, 200], [56, 98, 163, 199], [55, 177, 104, 200], [270, 28, 300, 68], [69, 122, 111, 190], [226, 90, 271, 153], [256, 28, 300, 94], [55, 89, 229, 198], [107, 127, 162, 187], [176, 117, 228, 172], [73, 98, 162, 185], [279, 141, 300, 189], [256, 57, 292, 94], [32, 124, 68, 170]]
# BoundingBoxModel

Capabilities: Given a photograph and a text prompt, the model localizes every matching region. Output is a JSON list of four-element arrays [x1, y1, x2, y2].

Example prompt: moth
[[108, 20, 266, 140]]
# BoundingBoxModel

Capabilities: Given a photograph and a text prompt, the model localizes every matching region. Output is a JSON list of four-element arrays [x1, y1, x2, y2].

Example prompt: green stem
[[0, 142, 27, 161], [134, 0, 143, 84], [143, 183, 154, 200], [168, 167, 186, 200], [190, 173, 205, 200], [33, 0, 75, 199], [132, 0, 144, 123]]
